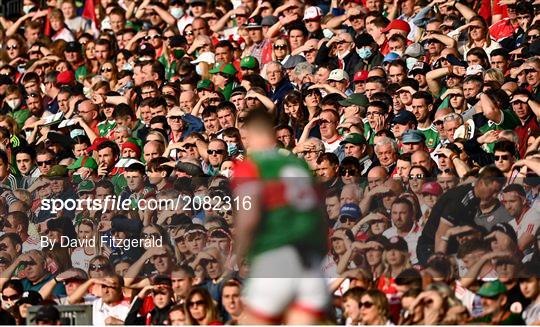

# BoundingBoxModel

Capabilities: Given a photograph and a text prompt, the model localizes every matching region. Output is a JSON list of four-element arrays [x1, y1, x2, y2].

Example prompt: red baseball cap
[[421, 182, 443, 196], [381, 19, 411, 34], [353, 70, 368, 82]]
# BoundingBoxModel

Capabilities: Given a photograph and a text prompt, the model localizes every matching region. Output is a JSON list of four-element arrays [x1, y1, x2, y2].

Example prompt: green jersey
[[418, 124, 440, 150], [233, 149, 327, 259], [478, 110, 520, 153]]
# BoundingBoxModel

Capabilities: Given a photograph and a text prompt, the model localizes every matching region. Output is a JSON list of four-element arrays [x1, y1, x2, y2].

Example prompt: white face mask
[[40, 83, 47, 94], [170, 7, 184, 19], [23, 5, 34, 14], [5, 99, 20, 109], [220, 169, 232, 178], [195, 64, 203, 76], [323, 29, 334, 39], [406, 57, 419, 70]]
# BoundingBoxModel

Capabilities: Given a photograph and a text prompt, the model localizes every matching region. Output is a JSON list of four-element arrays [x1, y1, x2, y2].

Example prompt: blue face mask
[[357, 47, 372, 59], [227, 143, 238, 155], [170, 7, 184, 19]]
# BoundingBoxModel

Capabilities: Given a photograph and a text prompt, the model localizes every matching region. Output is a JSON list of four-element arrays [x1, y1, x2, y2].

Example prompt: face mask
[[406, 57, 419, 70], [173, 49, 185, 59], [195, 64, 203, 76], [40, 83, 47, 94], [170, 7, 184, 19], [323, 29, 334, 39], [357, 47, 372, 59], [122, 62, 133, 71], [23, 5, 34, 14], [227, 143, 238, 155], [467, 97, 479, 106], [6, 99, 20, 110], [220, 169, 232, 178], [83, 86, 92, 98]]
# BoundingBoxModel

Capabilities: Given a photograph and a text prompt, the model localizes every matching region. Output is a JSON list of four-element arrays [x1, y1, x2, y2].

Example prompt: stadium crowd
[[0, 0, 539, 325]]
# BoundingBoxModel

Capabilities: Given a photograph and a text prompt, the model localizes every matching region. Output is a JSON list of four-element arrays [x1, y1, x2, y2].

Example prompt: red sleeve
[[231, 158, 260, 189], [492, 2, 508, 17], [478, 0, 492, 25]]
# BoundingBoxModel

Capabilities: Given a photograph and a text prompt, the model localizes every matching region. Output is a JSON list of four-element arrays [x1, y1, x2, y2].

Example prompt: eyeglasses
[[89, 263, 106, 271], [408, 173, 425, 180], [6, 45, 18, 50], [184, 143, 196, 148], [494, 154, 510, 161], [359, 301, 374, 309], [207, 149, 225, 155], [168, 116, 183, 121], [274, 44, 287, 50], [366, 111, 382, 117], [142, 232, 160, 239], [37, 160, 54, 166], [144, 34, 162, 41], [101, 67, 113, 73], [340, 168, 358, 176], [1, 294, 19, 301], [189, 300, 205, 308]]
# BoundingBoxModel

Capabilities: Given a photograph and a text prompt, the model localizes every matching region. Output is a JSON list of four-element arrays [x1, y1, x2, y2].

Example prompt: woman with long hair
[[358, 289, 392, 325], [461, 16, 501, 57], [280, 90, 310, 140], [184, 287, 221, 325], [48, 8, 75, 42], [98, 60, 118, 90], [272, 37, 290, 63]]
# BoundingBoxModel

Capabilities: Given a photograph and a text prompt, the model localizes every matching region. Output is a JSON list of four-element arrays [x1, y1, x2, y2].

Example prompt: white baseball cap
[[328, 69, 349, 82], [303, 6, 323, 20]]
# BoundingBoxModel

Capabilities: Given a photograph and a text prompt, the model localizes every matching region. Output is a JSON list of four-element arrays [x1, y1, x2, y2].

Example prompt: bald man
[[143, 141, 164, 163]]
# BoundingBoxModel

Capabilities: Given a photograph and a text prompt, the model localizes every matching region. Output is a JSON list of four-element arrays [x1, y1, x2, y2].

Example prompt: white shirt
[[323, 135, 344, 153], [509, 206, 540, 241], [92, 298, 131, 325]]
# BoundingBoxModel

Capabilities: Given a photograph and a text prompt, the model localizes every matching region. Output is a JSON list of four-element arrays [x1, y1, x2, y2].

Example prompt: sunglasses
[[349, 15, 362, 20], [494, 154, 510, 161], [144, 34, 162, 41], [274, 44, 287, 50], [142, 232, 160, 239], [525, 68, 537, 74], [1, 294, 19, 301], [175, 235, 185, 243], [89, 263, 106, 271], [434, 120, 443, 126], [29, 50, 41, 56], [340, 168, 358, 176], [207, 149, 225, 155], [6, 45, 18, 50], [27, 93, 40, 98], [340, 216, 356, 223], [360, 301, 374, 309], [408, 173, 425, 180], [184, 31, 194, 36], [189, 300, 205, 308], [468, 26, 483, 31], [37, 160, 54, 166], [169, 116, 183, 121]]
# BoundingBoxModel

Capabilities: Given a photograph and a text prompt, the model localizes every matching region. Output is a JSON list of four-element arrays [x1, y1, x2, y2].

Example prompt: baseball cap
[[383, 52, 401, 64], [244, 16, 262, 29], [387, 236, 408, 252], [46, 165, 68, 178], [466, 64, 484, 76], [33, 305, 60, 323], [283, 55, 307, 69], [446, 54, 467, 67], [367, 235, 390, 248], [339, 203, 361, 220], [240, 56, 259, 70], [138, 43, 155, 58], [401, 129, 425, 143], [353, 70, 368, 82], [191, 51, 215, 65], [86, 137, 109, 153], [381, 19, 411, 34], [338, 93, 368, 107], [477, 280, 507, 298], [261, 15, 279, 27], [328, 69, 349, 82], [421, 181, 443, 196], [77, 180, 95, 194], [409, 62, 429, 76], [340, 133, 367, 145], [189, 0, 207, 6], [67, 156, 98, 171], [490, 222, 518, 242], [18, 291, 42, 305], [392, 110, 417, 125], [65, 41, 81, 52], [303, 6, 322, 20], [197, 79, 215, 91], [404, 43, 425, 58], [209, 62, 238, 76], [57, 70, 75, 85]]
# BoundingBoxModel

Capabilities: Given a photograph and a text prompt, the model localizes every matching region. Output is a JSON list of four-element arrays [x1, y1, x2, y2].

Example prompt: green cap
[[78, 180, 95, 194], [197, 79, 215, 91], [67, 156, 98, 171], [476, 280, 507, 298], [240, 56, 259, 70], [46, 165, 68, 178], [209, 63, 237, 76], [340, 133, 367, 145], [338, 93, 369, 107]]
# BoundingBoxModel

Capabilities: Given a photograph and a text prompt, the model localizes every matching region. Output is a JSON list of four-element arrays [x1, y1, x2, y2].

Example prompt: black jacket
[[315, 42, 362, 79], [125, 297, 173, 325]]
